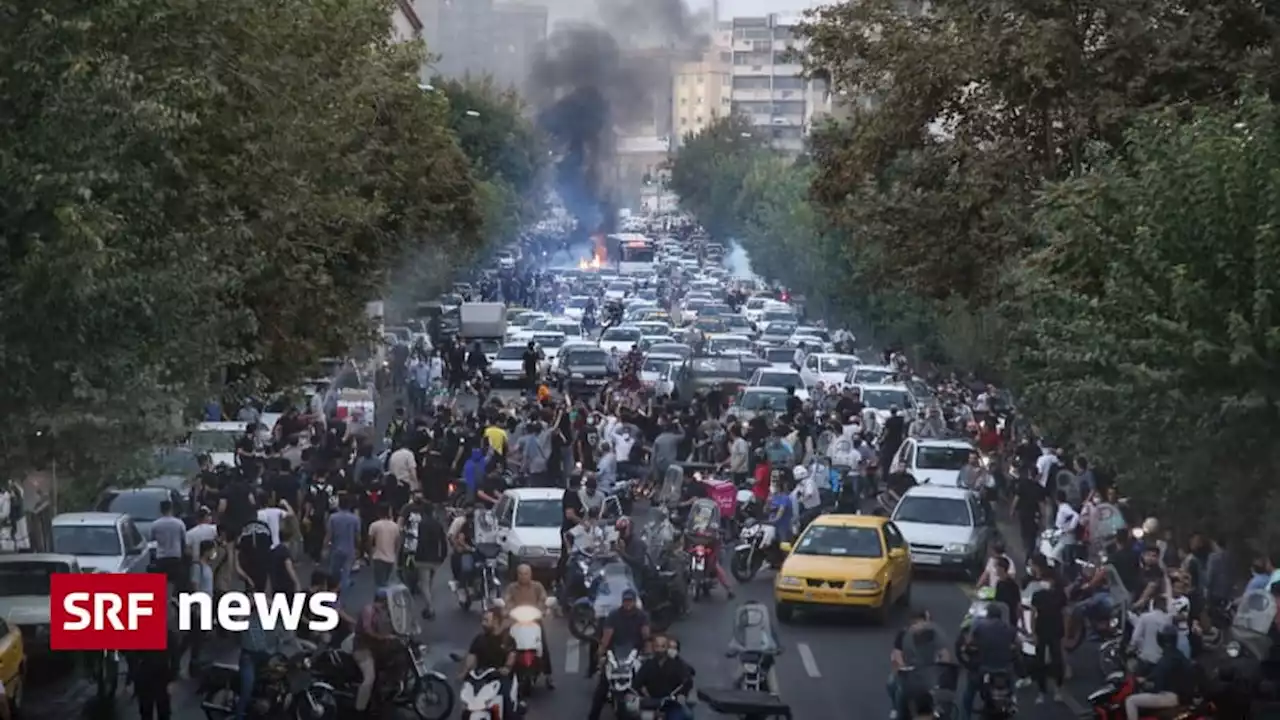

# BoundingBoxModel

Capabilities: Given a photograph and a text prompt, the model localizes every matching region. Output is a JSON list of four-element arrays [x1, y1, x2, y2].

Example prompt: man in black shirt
[[588, 590, 651, 720], [460, 609, 516, 716], [521, 342, 541, 396], [834, 387, 864, 421], [1012, 474, 1043, 556], [235, 423, 262, 480]]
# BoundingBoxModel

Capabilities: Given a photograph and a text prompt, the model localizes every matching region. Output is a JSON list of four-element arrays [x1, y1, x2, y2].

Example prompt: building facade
[[728, 14, 830, 154], [391, 0, 423, 44], [672, 44, 732, 146], [416, 0, 547, 92]]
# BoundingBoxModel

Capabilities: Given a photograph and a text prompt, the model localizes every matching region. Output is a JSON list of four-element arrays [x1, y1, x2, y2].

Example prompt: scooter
[[458, 666, 519, 720], [687, 542, 716, 601], [605, 647, 642, 718], [731, 519, 785, 582], [508, 600, 556, 697], [1084, 671, 1214, 719]]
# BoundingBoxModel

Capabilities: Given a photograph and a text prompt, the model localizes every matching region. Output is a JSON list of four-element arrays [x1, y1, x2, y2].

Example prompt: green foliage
[[0, 0, 507, 491], [668, 115, 764, 241], [1004, 94, 1280, 546]]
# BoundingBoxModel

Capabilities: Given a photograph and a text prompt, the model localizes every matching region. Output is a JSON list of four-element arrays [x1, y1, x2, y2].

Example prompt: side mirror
[[779, 542, 793, 554], [889, 547, 907, 559]]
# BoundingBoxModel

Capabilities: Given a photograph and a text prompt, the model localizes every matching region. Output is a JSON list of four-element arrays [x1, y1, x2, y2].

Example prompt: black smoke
[[529, 0, 708, 241]]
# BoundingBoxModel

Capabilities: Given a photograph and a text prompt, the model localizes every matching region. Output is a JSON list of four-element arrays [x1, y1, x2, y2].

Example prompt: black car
[[556, 346, 614, 396]]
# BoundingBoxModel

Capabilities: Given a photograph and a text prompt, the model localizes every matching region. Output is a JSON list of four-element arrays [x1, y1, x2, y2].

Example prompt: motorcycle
[[730, 519, 785, 582], [639, 690, 694, 720], [199, 651, 336, 720], [687, 543, 716, 600], [605, 646, 642, 718], [1085, 671, 1214, 720], [683, 497, 722, 601], [975, 670, 1016, 719], [727, 601, 781, 693], [458, 666, 517, 720], [569, 555, 640, 642], [508, 601, 555, 697], [313, 586, 455, 720], [452, 541, 504, 611]]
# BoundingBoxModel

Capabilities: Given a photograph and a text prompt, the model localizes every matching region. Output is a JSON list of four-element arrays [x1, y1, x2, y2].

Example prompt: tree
[[1003, 93, 1280, 547], [794, 0, 1276, 351], [668, 115, 763, 240], [0, 0, 489, 493]]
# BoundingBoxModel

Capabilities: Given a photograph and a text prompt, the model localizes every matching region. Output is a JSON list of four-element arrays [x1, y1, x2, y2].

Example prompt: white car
[[542, 318, 583, 339], [742, 296, 780, 325], [505, 312, 549, 339], [891, 437, 976, 487], [844, 364, 898, 386], [530, 331, 568, 362], [50, 512, 153, 574], [890, 484, 994, 576], [787, 334, 830, 353], [599, 326, 643, 353], [190, 420, 274, 467], [563, 296, 593, 322], [491, 342, 532, 384], [731, 386, 791, 420], [747, 368, 809, 401], [604, 280, 634, 301], [497, 252, 515, 270], [798, 353, 860, 388], [641, 354, 683, 395], [495, 488, 567, 581], [761, 347, 800, 370], [633, 321, 673, 337], [704, 333, 753, 357], [856, 383, 918, 423]]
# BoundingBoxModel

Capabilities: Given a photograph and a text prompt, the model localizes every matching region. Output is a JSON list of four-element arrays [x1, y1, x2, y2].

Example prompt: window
[[496, 497, 514, 526], [884, 523, 907, 549], [123, 521, 144, 550], [915, 446, 971, 471], [733, 76, 771, 90], [773, 76, 804, 90], [0, 562, 66, 597], [53, 525, 124, 557], [892, 496, 972, 527], [794, 525, 883, 558], [497, 346, 524, 360], [680, 97, 687, 105], [96, 490, 163, 522], [695, 115, 702, 123], [514, 499, 563, 528]]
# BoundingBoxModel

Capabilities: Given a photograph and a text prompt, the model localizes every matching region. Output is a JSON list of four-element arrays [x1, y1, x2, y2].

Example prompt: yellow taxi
[[0, 617, 25, 713], [773, 514, 912, 624]]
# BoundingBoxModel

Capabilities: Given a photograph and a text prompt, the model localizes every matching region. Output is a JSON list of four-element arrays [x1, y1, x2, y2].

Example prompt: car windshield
[[568, 297, 589, 308], [764, 349, 795, 363], [602, 328, 641, 341], [756, 372, 801, 387], [916, 447, 972, 471], [511, 314, 542, 327], [764, 322, 796, 335], [740, 390, 788, 410], [534, 335, 566, 348], [707, 337, 750, 353], [497, 346, 525, 360], [567, 351, 609, 366], [700, 305, 728, 317], [190, 429, 239, 453], [894, 497, 972, 527], [854, 368, 895, 384], [763, 311, 796, 323], [685, 299, 707, 310], [819, 356, 856, 372], [862, 388, 911, 410], [515, 499, 563, 528], [643, 358, 675, 373], [0, 562, 67, 596], [650, 344, 690, 358], [550, 323, 579, 335], [96, 491, 163, 521], [794, 526, 883, 558], [690, 357, 742, 375], [608, 282, 631, 292], [53, 525, 125, 556], [746, 298, 767, 309]]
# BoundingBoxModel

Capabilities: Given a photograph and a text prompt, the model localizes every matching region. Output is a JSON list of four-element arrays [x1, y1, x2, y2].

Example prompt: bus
[[606, 233, 655, 275]]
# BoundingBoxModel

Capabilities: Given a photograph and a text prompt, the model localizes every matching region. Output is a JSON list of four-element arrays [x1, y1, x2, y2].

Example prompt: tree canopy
[[669, 0, 1280, 543], [0, 0, 540, 491]]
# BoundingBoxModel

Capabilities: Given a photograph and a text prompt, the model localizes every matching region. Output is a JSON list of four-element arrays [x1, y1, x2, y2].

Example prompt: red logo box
[[49, 573, 169, 651]]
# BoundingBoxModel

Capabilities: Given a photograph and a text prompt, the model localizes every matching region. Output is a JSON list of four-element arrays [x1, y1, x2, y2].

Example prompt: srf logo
[[50, 573, 168, 650]]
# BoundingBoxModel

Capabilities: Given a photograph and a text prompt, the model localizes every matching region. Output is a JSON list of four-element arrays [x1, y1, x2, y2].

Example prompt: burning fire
[[578, 255, 602, 270]]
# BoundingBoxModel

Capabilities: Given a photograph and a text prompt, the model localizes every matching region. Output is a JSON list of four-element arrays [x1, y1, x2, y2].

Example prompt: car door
[[800, 353, 820, 386], [892, 439, 915, 475], [495, 495, 515, 551], [883, 522, 911, 592], [122, 520, 149, 573], [968, 495, 993, 555]]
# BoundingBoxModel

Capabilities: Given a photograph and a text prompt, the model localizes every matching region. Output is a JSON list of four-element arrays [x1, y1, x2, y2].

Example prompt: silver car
[[890, 484, 994, 577]]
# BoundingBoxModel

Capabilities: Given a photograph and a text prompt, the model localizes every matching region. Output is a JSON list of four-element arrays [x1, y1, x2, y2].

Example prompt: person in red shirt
[[977, 423, 1002, 454], [752, 456, 772, 506]]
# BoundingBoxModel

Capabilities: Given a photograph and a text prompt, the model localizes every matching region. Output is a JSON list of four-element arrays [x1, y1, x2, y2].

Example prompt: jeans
[[354, 648, 376, 711], [328, 547, 354, 592], [372, 559, 394, 588], [235, 650, 267, 720], [416, 562, 439, 616], [1124, 691, 1179, 720]]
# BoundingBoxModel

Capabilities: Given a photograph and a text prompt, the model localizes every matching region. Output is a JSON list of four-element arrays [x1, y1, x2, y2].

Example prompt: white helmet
[[792, 465, 809, 481]]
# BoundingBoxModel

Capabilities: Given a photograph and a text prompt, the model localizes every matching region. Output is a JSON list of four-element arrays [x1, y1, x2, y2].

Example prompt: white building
[[391, 0, 423, 43], [728, 14, 830, 154]]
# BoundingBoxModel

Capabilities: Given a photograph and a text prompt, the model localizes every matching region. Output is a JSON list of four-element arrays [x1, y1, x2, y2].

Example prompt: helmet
[[792, 465, 810, 481]]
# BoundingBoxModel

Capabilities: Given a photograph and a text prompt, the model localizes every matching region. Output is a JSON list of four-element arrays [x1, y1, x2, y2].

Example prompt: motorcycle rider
[[958, 603, 1017, 720], [636, 635, 695, 720], [614, 517, 650, 580], [765, 479, 796, 546], [1124, 625, 1191, 720], [503, 563, 554, 689], [353, 587, 395, 714], [588, 588, 651, 720], [791, 465, 822, 532], [459, 608, 518, 718], [448, 501, 478, 593]]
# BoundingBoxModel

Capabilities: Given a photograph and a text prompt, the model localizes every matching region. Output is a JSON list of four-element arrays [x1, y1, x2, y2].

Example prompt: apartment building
[[672, 45, 732, 146], [392, 0, 423, 44], [728, 14, 830, 153]]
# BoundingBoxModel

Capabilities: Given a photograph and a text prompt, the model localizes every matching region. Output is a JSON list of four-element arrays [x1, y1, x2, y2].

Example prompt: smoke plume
[[529, 0, 709, 240]]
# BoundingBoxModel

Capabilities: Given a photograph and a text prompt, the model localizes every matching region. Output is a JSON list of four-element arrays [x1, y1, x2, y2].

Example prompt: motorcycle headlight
[[1226, 641, 1240, 658], [943, 543, 971, 555], [778, 576, 802, 587], [741, 662, 759, 672]]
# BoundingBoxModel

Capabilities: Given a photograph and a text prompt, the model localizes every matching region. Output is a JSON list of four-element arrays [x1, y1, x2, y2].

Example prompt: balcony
[[731, 88, 775, 101], [771, 63, 804, 77]]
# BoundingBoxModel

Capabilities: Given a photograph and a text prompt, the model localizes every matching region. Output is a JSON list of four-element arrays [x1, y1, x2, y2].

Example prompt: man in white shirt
[[791, 466, 822, 530], [975, 541, 1015, 589], [185, 507, 219, 556], [388, 443, 418, 495], [256, 498, 292, 548], [1035, 447, 1059, 488], [1129, 596, 1173, 665], [724, 429, 750, 484], [1053, 490, 1080, 563]]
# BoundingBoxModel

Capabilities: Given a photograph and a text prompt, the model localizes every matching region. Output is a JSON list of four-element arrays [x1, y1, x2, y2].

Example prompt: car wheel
[[776, 602, 794, 624]]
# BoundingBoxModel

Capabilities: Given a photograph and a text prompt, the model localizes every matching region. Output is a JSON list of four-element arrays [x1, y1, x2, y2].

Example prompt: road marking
[[565, 637, 581, 675], [797, 642, 821, 678]]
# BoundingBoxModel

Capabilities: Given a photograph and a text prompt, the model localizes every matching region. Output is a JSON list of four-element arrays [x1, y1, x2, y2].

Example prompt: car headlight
[[572, 373, 584, 378], [943, 543, 971, 555], [848, 579, 880, 591], [1226, 641, 1240, 658], [518, 546, 547, 557], [778, 576, 802, 587]]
